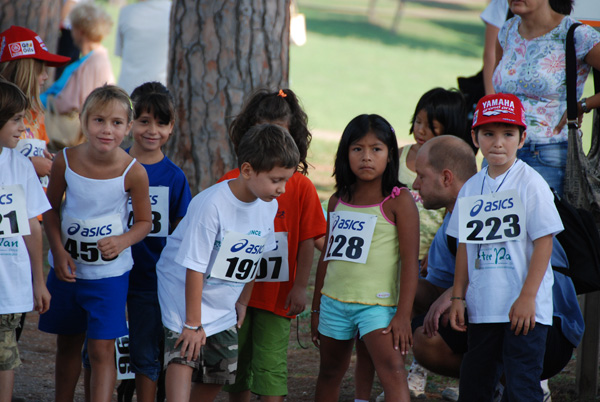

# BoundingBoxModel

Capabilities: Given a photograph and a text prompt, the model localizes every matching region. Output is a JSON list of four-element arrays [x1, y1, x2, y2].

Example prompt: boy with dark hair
[[448, 93, 563, 401], [156, 124, 300, 402]]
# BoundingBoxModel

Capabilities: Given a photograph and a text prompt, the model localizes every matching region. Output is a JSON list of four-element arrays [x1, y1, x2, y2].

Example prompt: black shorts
[[412, 313, 468, 354]]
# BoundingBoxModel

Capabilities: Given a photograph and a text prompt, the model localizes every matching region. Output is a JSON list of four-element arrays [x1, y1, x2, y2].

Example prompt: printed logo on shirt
[[469, 197, 514, 217], [8, 41, 35, 58], [276, 210, 285, 219]]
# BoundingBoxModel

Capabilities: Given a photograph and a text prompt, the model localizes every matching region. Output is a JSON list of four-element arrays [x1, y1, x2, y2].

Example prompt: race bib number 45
[[61, 214, 124, 265], [210, 231, 267, 283], [458, 189, 525, 244], [324, 210, 377, 264], [0, 185, 29, 238]]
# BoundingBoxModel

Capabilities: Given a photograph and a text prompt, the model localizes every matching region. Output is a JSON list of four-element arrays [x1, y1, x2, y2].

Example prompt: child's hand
[[423, 293, 453, 337], [30, 156, 53, 177], [449, 299, 467, 332], [311, 312, 320, 348], [97, 236, 127, 261], [509, 295, 536, 335], [235, 301, 248, 329], [175, 326, 206, 362], [54, 249, 77, 282], [33, 282, 51, 314], [382, 314, 412, 355], [285, 284, 307, 316]]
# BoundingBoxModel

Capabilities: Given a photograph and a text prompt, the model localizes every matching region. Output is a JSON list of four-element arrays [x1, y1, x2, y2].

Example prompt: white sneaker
[[375, 391, 385, 402], [407, 360, 427, 398], [541, 379, 552, 402], [441, 386, 459, 401]]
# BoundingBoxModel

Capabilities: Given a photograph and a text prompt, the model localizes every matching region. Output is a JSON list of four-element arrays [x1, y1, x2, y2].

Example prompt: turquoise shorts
[[222, 307, 291, 396], [318, 295, 397, 340]]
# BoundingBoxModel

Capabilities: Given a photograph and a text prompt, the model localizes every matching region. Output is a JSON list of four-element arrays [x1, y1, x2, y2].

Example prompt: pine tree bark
[[0, 0, 61, 54], [165, 0, 290, 194]]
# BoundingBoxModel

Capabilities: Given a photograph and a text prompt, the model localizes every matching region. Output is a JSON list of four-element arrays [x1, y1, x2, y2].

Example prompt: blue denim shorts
[[127, 289, 164, 381], [318, 295, 397, 340], [517, 141, 567, 197]]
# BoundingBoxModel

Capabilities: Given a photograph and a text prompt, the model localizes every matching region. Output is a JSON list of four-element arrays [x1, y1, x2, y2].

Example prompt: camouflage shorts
[[164, 325, 238, 385], [0, 314, 22, 370]]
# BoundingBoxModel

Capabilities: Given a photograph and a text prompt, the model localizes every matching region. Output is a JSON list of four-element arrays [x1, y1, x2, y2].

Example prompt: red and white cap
[[472, 93, 527, 129], [0, 26, 70, 67]]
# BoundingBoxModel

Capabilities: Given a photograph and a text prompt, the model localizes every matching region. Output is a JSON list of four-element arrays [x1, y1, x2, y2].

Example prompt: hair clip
[[128, 97, 134, 111], [277, 89, 287, 98], [389, 124, 395, 134]]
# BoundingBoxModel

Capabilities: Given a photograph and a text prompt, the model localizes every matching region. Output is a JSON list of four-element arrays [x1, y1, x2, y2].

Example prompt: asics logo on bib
[[0, 194, 14, 205], [67, 223, 113, 237], [470, 198, 514, 217], [231, 239, 265, 255], [332, 215, 366, 231]]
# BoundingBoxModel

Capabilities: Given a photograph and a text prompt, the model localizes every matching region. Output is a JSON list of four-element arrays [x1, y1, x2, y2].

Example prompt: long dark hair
[[333, 114, 400, 202]]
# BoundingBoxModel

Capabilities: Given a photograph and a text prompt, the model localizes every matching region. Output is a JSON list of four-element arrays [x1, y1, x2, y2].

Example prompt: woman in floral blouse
[[493, 0, 600, 196]]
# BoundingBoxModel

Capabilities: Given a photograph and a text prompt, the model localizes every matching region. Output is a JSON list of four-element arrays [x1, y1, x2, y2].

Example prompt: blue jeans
[[127, 289, 164, 381], [458, 323, 548, 402], [517, 142, 567, 197]]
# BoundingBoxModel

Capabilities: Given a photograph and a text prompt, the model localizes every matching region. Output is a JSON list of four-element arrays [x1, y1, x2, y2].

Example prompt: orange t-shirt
[[219, 170, 326, 318], [22, 110, 50, 143]]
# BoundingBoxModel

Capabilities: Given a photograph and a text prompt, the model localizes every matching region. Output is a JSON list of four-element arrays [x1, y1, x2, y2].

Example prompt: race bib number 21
[[0, 185, 29, 237]]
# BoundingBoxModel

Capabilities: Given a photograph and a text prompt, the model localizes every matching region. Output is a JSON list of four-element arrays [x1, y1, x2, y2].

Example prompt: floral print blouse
[[493, 16, 600, 144]]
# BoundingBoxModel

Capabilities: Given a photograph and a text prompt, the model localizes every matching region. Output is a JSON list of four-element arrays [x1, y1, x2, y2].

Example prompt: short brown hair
[[237, 124, 300, 173], [0, 79, 29, 130]]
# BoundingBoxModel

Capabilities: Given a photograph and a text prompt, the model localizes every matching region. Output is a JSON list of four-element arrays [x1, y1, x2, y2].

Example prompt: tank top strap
[[381, 186, 406, 205], [122, 157, 137, 177], [63, 148, 70, 170]]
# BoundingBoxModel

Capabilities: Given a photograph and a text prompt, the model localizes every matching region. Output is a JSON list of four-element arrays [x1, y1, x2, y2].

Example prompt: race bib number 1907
[[210, 232, 267, 283]]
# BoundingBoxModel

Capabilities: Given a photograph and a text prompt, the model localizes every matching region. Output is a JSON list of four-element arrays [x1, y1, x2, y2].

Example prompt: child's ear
[[518, 130, 527, 149], [240, 162, 254, 179], [471, 129, 480, 148]]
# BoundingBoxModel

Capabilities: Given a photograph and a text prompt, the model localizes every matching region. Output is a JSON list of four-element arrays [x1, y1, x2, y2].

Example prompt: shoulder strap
[[62, 147, 70, 169], [566, 23, 582, 129]]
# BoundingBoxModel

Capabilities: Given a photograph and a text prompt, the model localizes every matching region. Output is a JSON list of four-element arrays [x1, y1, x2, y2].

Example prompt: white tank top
[[48, 149, 136, 279]]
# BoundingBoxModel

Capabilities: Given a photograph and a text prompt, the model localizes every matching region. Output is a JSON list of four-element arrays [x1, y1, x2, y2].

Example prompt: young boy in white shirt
[[156, 124, 300, 402], [0, 81, 51, 401], [448, 93, 564, 401]]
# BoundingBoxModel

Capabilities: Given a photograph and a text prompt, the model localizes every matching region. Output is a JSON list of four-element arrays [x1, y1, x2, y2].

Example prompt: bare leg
[[55, 333, 86, 402], [189, 383, 223, 402], [87, 338, 116, 402], [362, 330, 410, 402], [0, 370, 14, 402], [354, 337, 376, 400], [228, 390, 251, 402], [165, 363, 193, 402], [412, 326, 462, 378], [136, 373, 158, 402], [314, 335, 354, 402]]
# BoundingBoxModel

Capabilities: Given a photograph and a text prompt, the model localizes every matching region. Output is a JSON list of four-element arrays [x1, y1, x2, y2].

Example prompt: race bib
[[61, 214, 124, 265], [324, 210, 377, 264], [127, 186, 169, 237], [16, 138, 46, 158], [458, 189, 525, 244], [0, 185, 30, 238], [256, 232, 289, 282], [209, 231, 267, 283]]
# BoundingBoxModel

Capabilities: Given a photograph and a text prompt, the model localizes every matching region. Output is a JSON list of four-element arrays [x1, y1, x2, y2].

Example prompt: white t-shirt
[[447, 160, 563, 325], [0, 149, 50, 314], [157, 180, 277, 337], [480, 0, 509, 29], [115, 0, 171, 94]]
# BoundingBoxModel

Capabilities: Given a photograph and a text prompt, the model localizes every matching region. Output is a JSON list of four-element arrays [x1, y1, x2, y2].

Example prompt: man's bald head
[[420, 135, 477, 186]]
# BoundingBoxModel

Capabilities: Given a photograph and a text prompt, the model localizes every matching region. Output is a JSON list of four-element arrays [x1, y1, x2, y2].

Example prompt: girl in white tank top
[[43, 85, 152, 401]]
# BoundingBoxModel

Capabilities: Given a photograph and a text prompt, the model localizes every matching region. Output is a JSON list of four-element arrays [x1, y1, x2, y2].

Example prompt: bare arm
[[176, 269, 206, 361], [449, 243, 468, 332], [97, 162, 152, 259], [509, 234, 553, 335], [285, 237, 315, 316], [483, 23, 501, 95], [43, 152, 77, 282], [23, 218, 50, 314]]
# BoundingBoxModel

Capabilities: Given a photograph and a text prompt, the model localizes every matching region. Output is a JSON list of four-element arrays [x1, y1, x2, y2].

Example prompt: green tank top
[[321, 189, 402, 306]]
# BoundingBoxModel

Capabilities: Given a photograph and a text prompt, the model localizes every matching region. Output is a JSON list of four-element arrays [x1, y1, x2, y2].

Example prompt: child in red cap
[[447, 93, 564, 401], [0, 26, 70, 185]]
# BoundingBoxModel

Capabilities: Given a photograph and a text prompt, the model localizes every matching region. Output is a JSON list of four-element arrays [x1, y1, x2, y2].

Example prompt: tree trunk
[[0, 0, 61, 54], [165, 0, 290, 194]]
